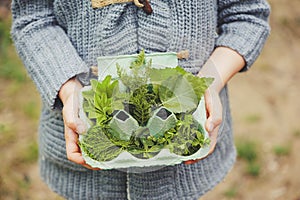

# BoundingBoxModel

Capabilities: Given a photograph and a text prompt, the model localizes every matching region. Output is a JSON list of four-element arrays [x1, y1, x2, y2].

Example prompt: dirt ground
[[1, 0, 300, 199], [204, 1, 300, 199]]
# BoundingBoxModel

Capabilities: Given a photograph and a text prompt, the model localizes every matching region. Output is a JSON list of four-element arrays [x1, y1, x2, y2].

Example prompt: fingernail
[[208, 123, 214, 132]]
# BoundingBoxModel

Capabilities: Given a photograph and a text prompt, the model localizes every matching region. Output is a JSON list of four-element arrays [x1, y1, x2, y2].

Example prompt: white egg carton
[[78, 52, 210, 169]]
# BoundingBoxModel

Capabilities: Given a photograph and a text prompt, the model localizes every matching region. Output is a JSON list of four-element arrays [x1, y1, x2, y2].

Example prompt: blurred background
[[0, 0, 300, 199]]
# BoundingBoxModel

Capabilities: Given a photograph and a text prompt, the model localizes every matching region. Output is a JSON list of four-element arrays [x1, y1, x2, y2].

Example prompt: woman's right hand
[[59, 78, 100, 170]]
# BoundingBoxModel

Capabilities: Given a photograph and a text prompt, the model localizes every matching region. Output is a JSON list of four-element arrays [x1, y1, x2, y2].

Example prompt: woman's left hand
[[184, 88, 222, 165]]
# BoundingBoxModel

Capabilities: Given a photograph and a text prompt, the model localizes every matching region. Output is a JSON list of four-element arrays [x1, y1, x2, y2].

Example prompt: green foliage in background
[[0, 19, 11, 53], [236, 140, 257, 163], [223, 186, 238, 198], [273, 145, 291, 157], [0, 18, 27, 82], [236, 139, 261, 177], [0, 14, 41, 200]]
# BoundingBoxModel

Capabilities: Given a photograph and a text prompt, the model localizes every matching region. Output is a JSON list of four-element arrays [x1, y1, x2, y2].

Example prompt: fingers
[[184, 90, 223, 165], [64, 126, 100, 170], [60, 78, 86, 134], [204, 89, 222, 134], [62, 91, 86, 134], [184, 159, 200, 165], [204, 89, 222, 156], [207, 126, 219, 155], [63, 107, 99, 170], [64, 126, 83, 164], [60, 79, 98, 170]]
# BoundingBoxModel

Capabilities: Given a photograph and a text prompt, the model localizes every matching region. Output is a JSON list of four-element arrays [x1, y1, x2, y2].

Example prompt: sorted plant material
[[79, 51, 213, 165]]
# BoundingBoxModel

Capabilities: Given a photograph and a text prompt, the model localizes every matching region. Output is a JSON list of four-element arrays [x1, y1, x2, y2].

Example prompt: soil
[[1, 0, 300, 199]]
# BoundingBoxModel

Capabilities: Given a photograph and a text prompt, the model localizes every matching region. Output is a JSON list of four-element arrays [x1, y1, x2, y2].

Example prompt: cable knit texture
[[11, 0, 270, 199]]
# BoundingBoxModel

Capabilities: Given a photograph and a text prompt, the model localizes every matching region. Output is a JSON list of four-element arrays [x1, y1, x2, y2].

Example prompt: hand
[[184, 88, 222, 165], [185, 47, 245, 165], [59, 78, 100, 170]]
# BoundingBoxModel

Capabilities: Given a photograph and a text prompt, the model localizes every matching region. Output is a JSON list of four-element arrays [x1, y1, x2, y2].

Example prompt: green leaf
[[131, 49, 146, 69], [80, 126, 124, 162], [125, 84, 158, 126], [184, 74, 214, 101], [150, 67, 214, 108], [91, 76, 118, 98], [159, 75, 198, 113], [149, 67, 181, 84], [117, 50, 150, 93], [82, 89, 94, 100], [82, 78, 119, 127], [168, 114, 209, 156]]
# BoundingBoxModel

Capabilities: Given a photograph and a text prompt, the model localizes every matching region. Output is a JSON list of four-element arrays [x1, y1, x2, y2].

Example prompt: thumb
[[204, 90, 222, 133], [62, 93, 86, 134], [205, 115, 222, 134]]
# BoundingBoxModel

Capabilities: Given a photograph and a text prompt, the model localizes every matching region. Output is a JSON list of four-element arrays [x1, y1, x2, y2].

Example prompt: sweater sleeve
[[216, 0, 271, 71], [11, 0, 89, 109]]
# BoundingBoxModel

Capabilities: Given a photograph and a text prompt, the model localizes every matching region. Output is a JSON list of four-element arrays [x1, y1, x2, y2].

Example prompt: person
[[11, 0, 270, 199]]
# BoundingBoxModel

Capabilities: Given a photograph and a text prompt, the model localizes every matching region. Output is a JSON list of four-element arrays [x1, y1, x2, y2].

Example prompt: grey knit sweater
[[11, 0, 270, 199]]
